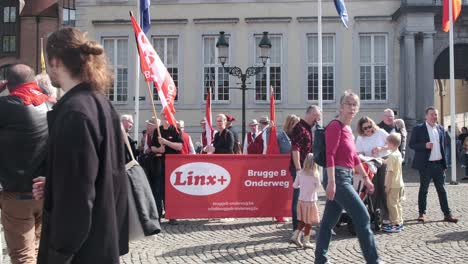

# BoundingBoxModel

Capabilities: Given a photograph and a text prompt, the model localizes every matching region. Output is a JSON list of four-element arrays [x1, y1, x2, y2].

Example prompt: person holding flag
[[151, 112, 183, 225]]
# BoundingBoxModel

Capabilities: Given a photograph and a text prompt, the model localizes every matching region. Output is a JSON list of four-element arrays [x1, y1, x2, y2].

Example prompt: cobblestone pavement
[[2, 167, 468, 264]]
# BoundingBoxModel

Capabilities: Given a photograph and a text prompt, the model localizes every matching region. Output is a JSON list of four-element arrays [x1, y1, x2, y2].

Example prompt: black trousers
[[370, 164, 389, 221], [151, 156, 165, 219]]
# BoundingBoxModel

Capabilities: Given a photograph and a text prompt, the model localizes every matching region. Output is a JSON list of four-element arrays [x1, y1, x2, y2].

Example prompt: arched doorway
[[434, 44, 468, 129]]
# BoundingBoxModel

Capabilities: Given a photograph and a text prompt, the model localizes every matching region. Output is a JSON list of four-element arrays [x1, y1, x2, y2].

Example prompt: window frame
[[3, 6, 16, 23], [152, 35, 180, 102], [359, 33, 388, 102], [2, 35, 16, 53], [102, 37, 129, 104], [202, 34, 231, 103], [306, 33, 336, 103], [253, 34, 282, 103], [62, 0, 76, 27]]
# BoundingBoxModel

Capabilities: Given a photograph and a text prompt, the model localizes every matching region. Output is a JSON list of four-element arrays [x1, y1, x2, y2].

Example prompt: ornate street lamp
[[216, 31, 272, 146]]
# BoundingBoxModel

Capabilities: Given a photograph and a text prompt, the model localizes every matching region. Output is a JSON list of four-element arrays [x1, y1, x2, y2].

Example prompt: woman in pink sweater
[[315, 91, 381, 264]]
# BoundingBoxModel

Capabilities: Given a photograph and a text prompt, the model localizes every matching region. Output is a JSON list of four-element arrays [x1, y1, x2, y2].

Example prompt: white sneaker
[[290, 230, 303, 248]]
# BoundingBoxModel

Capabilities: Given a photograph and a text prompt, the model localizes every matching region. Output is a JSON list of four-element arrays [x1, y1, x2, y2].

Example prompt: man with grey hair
[[378, 108, 406, 160], [35, 73, 58, 101], [289, 105, 322, 233], [121, 114, 138, 159]]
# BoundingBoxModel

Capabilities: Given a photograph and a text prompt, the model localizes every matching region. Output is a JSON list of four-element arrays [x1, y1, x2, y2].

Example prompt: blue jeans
[[418, 162, 451, 216], [290, 169, 300, 230], [315, 167, 379, 264]]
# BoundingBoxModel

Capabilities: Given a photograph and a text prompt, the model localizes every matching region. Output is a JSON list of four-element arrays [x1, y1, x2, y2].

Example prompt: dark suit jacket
[[213, 128, 234, 154], [409, 122, 447, 171], [38, 83, 129, 264]]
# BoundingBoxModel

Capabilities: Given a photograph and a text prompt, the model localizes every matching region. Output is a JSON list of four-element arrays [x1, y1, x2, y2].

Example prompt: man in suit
[[409, 106, 459, 223]]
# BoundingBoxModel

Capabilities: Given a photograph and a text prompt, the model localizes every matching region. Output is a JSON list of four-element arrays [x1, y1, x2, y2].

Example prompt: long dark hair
[[46, 27, 112, 93]]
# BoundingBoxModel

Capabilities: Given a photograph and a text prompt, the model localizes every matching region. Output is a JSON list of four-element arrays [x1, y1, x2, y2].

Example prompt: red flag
[[442, 0, 462, 32], [205, 87, 215, 145], [130, 13, 178, 128], [267, 86, 280, 154]]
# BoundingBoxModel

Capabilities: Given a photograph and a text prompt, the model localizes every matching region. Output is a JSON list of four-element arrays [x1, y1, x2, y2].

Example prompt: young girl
[[290, 153, 321, 249]]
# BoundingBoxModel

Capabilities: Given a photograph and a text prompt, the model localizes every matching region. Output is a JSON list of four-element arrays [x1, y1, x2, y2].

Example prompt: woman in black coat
[[37, 28, 129, 264]]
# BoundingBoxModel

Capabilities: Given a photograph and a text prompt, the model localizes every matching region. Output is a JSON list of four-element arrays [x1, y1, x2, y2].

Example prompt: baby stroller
[[336, 159, 382, 235]]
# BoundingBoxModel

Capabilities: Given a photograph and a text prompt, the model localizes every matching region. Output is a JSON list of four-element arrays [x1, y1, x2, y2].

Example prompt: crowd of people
[[0, 26, 464, 264]]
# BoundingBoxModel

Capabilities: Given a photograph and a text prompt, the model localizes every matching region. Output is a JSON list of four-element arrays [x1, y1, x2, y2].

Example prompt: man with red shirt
[[289, 105, 322, 232]]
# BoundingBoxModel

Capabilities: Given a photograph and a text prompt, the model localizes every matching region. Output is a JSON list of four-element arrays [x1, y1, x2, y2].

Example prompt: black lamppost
[[216, 31, 272, 145]]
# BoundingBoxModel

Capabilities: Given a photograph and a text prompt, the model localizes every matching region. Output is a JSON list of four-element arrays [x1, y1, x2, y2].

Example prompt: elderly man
[[121, 114, 138, 159], [243, 119, 259, 154], [378, 109, 406, 160], [0, 64, 49, 264], [247, 116, 271, 154], [289, 105, 322, 232]]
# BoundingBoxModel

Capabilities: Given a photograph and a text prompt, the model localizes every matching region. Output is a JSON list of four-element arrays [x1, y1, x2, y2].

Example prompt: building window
[[153, 36, 179, 101], [2, 35, 15, 52], [203, 35, 230, 101], [307, 34, 335, 101], [255, 35, 282, 102], [62, 0, 76, 27], [102, 38, 128, 103], [359, 34, 387, 101], [3, 6, 16, 23]]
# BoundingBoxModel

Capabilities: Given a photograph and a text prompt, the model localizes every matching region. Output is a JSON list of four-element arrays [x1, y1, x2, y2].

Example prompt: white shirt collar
[[426, 121, 436, 129]]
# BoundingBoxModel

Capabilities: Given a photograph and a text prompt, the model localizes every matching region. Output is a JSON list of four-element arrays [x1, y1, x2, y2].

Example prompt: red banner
[[165, 155, 293, 219]]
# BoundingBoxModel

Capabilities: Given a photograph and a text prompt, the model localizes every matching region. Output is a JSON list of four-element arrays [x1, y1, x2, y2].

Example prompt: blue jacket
[[409, 122, 447, 171]]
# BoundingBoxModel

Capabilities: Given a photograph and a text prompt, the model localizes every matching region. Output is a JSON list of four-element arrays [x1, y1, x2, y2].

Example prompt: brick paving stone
[[2, 166, 468, 263]]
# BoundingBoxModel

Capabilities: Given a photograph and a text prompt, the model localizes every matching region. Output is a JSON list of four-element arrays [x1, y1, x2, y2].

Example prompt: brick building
[[0, 0, 75, 78]]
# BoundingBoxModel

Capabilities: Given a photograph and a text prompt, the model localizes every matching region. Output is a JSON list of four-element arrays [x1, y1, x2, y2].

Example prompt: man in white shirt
[[409, 106, 459, 223]]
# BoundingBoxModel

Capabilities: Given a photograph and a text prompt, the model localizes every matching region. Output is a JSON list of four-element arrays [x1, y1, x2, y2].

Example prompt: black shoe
[[417, 214, 426, 223], [444, 215, 459, 223]]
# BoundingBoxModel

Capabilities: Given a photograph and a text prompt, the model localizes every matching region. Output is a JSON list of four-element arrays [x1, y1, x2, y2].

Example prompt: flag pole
[[270, 85, 275, 126], [449, 0, 457, 184], [133, 2, 141, 141], [318, 0, 323, 127], [146, 82, 162, 137]]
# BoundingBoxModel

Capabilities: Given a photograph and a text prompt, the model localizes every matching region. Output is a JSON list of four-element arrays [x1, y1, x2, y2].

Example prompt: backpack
[[313, 120, 342, 167]]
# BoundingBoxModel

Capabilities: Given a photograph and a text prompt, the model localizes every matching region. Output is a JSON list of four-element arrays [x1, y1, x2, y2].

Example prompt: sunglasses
[[363, 125, 373, 131]]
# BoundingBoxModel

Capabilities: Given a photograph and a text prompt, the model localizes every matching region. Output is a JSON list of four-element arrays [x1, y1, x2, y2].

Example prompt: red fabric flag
[[130, 13, 178, 128], [442, 0, 462, 32], [267, 86, 280, 154], [205, 88, 215, 145]]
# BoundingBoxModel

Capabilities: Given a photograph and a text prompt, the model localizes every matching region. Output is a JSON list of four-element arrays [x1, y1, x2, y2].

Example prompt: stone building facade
[[5, 0, 467, 134]]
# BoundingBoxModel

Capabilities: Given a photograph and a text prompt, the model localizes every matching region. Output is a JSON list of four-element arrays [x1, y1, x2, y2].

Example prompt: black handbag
[[123, 130, 161, 240]]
